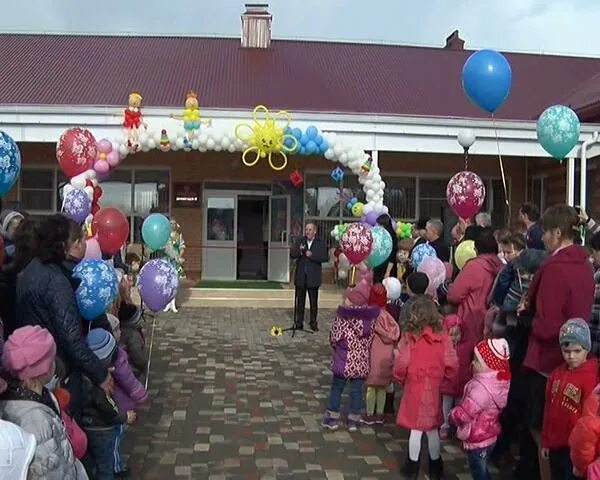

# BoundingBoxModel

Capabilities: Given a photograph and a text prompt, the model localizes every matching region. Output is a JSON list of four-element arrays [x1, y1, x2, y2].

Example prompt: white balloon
[[139, 132, 149, 145], [339, 153, 348, 164], [141, 143, 150, 152], [192, 139, 199, 150], [147, 138, 156, 150], [333, 144, 344, 157], [70, 177, 86, 189], [365, 179, 373, 189], [198, 134, 208, 146], [221, 137, 231, 148], [457, 128, 476, 149], [228, 144, 236, 153], [175, 138, 185, 149], [324, 149, 334, 160], [199, 145, 207, 152], [380, 181, 386, 191], [153, 131, 162, 144], [168, 131, 178, 144], [363, 203, 373, 214], [177, 127, 186, 137], [119, 144, 128, 156], [214, 143, 222, 152], [84, 186, 94, 199], [382, 277, 402, 301], [207, 138, 215, 149]]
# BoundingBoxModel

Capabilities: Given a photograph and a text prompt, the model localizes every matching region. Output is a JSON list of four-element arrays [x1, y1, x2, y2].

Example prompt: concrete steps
[[178, 287, 343, 309]]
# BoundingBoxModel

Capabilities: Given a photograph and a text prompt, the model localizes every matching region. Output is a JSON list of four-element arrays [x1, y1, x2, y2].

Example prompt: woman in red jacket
[[520, 204, 595, 478]]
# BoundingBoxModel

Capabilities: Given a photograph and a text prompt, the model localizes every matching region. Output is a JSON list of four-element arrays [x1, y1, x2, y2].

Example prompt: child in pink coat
[[393, 295, 458, 479], [361, 283, 400, 425], [449, 338, 511, 480]]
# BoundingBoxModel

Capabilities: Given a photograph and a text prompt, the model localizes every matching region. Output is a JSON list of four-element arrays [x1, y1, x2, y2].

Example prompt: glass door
[[202, 191, 237, 280], [267, 195, 290, 282]]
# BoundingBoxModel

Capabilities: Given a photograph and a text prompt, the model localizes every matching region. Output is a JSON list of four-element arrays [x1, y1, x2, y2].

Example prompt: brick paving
[[123, 307, 515, 479]]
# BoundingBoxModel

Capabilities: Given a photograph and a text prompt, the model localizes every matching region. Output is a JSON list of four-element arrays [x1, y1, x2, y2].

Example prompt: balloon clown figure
[[123, 91, 147, 153], [171, 90, 212, 148], [163, 219, 186, 313]]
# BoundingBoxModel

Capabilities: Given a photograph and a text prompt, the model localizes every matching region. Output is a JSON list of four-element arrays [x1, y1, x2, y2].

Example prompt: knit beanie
[[559, 318, 591, 351], [0, 210, 24, 239], [368, 283, 388, 307], [474, 338, 511, 381], [2, 326, 56, 381], [345, 265, 373, 306], [86, 328, 117, 366], [406, 272, 429, 295]]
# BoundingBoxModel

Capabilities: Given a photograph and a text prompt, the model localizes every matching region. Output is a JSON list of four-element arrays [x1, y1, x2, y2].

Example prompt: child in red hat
[[361, 283, 400, 425], [450, 338, 511, 480]]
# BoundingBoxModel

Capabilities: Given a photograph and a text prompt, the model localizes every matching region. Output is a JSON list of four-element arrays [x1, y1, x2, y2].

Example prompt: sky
[[2, 0, 600, 57]]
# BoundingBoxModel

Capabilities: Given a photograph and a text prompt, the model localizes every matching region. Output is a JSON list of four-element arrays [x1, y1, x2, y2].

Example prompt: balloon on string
[[536, 105, 581, 160], [0, 131, 21, 196], [84, 237, 102, 260], [411, 243, 437, 269], [365, 226, 393, 268], [340, 223, 373, 265], [382, 277, 402, 301], [73, 259, 118, 321], [63, 188, 92, 223], [92, 208, 129, 255], [138, 259, 179, 311], [446, 171, 486, 219], [56, 128, 97, 178], [417, 256, 446, 297], [364, 211, 379, 226], [455, 240, 477, 270], [141, 213, 171, 250], [462, 50, 512, 113]]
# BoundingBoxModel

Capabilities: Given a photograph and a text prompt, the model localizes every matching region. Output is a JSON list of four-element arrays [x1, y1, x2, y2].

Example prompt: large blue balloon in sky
[[462, 49, 512, 113]]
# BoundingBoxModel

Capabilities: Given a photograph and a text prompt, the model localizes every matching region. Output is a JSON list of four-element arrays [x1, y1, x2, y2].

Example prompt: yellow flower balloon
[[351, 202, 365, 218], [235, 105, 298, 171]]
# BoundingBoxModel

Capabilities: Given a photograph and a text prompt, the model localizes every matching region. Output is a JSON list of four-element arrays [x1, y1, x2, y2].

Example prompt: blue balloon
[[73, 259, 119, 321], [366, 226, 393, 268], [300, 146, 307, 155], [537, 105, 581, 160], [319, 141, 329, 153], [315, 134, 323, 145], [142, 213, 171, 250], [306, 140, 317, 154], [0, 131, 21, 196], [306, 126, 318, 139], [300, 134, 309, 145], [63, 188, 92, 223], [292, 128, 302, 139], [284, 137, 295, 149], [411, 243, 437, 269], [462, 49, 512, 113]]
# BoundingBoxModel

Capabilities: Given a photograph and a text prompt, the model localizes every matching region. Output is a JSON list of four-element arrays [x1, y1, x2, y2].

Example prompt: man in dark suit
[[291, 223, 328, 331], [425, 219, 451, 262]]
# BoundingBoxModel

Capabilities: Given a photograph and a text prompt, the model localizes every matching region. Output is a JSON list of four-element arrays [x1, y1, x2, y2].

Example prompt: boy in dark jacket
[[79, 328, 136, 479], [118, 303, 146, 378]]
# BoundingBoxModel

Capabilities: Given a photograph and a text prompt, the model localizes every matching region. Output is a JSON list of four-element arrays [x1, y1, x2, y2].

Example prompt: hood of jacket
[[336, 304, 379, 336], [375, 310, 401, 344], [474, 253, 503, 277], [471, 371, 510, 410]]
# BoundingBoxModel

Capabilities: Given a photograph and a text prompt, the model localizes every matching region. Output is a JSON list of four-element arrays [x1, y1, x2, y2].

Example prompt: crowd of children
[[322, 203, 600, 480], [0, 212, 149, 479]]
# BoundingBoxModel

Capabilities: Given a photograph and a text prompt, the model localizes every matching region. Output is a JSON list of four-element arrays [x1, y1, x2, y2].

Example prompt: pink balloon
[[417, 256, 447, 297], [94, 159, 110, 174], [446, 171, 486, 219], [106, 150, 120, 167], [340, 223, 373, 265], [96, 139, 113, 154], [84, 237, 102, 260]]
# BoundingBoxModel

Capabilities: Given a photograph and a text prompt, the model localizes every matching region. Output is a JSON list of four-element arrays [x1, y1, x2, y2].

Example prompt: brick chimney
[[241, 3, 272, 49], [444, 30, 465, 50]]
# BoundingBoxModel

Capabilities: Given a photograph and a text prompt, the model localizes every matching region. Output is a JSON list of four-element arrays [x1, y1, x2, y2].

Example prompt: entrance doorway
[[202, 189, 291, 282], [237, 196, 268, 280]]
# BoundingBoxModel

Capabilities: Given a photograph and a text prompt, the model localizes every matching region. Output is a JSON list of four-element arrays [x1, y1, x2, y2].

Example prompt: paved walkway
[[123, 307, 514, 479]]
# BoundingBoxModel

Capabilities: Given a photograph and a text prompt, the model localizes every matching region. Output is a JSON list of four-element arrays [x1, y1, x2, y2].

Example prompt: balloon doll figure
[[170, 90, 212, 148], [163, 219, 185, 313], [123, 91, 147, 153]]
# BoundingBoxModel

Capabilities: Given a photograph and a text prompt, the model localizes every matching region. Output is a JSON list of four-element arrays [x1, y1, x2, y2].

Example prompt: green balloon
[[537, 105, 580, 160], [366, 226, 393, 268], [142, 213, 171, 250]]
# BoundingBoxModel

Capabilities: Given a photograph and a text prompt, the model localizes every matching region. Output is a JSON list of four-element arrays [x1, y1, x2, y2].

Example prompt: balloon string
[[492, 114, 510, 207], [464, 149, 469, 170]]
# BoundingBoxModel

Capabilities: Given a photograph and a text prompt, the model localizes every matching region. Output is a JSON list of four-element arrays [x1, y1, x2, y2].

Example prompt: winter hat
[[118, 303, 143, 328], [475, 338, 511, 380], [2, 326, 56, 381], [345, 265, 373, 306], [0, 419, 36, 480], [0, 210, 23, 239], [406, 272, 429, 295], [86, 328, 117, 365], [107, 313, 120, 333], [559, 318, 591, 351], [369, 283, 388, 307], [382, 277, 402, 301]]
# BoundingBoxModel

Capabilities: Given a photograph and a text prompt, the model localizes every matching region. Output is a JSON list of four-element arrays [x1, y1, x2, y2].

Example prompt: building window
[[528, 176, 547, 213], [20, 167, 170, 242]]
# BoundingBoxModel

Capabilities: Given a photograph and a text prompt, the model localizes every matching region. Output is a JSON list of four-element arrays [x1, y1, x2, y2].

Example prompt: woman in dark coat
[[373, 214, 398, 283], [15, 214, 110, 394]]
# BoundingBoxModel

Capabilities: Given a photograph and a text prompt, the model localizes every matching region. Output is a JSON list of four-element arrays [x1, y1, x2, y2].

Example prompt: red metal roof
[[560, 72, 600, 121], [1, 34, 600, 121]]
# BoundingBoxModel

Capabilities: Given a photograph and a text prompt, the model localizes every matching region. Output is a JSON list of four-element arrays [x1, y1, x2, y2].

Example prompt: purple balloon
[[138, 259, 179, 312], [63, 188, 92, 223], [365, 211, 379, 226], [391, 218, 397, 231], [360, 215, 367, 223]]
